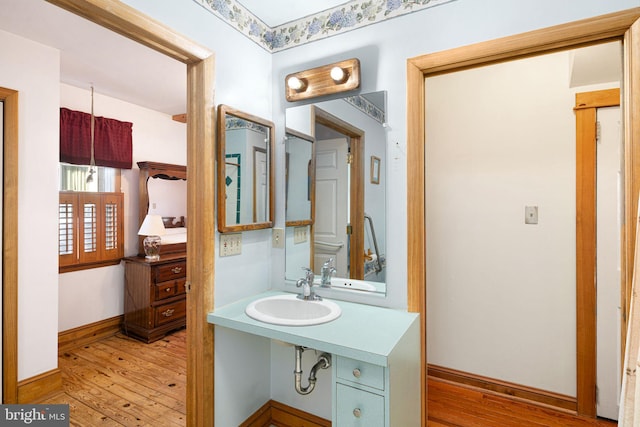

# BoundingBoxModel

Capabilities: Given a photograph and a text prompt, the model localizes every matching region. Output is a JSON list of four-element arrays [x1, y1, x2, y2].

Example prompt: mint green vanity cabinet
[[208, 291, 420, 426], [334, 357, 386, 426]]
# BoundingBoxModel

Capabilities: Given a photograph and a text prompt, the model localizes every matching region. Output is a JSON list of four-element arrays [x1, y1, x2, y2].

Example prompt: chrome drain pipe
[[294, 346, 331, 395]]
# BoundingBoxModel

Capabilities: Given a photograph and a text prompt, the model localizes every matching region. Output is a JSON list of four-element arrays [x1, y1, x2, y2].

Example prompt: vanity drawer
[[336, 384, 384, 427], [336, 356, 385, 391], [154, 261, 186, 283], [155, 299, 186, 326]]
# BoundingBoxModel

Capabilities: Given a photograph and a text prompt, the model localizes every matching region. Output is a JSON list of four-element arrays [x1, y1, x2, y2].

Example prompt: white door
[[314, 138, 349, 276], [596, 105, 621, 420], [253, 148, 267, 222]]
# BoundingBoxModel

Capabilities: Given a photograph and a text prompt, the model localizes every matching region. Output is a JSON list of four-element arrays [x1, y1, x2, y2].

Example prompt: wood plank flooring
[[38, 329, 619, 426], [427, 376, 618, 427], [38, 329, 186, 427]]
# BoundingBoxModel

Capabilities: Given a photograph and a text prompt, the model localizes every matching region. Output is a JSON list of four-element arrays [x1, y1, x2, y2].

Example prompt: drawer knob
[[353, 408, 362, 418], [162, 308, 175, 317], [171, 267, 183, 274], [352, 368, 361, 378], [165, 287, 172, 292]]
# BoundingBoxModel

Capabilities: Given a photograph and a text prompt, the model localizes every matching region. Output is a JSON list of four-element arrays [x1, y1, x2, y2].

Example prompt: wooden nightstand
[[122, 253, 186, 343]]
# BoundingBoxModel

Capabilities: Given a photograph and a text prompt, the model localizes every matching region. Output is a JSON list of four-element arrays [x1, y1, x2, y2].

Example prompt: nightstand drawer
[[155, 300, 186, 326], [336, 384, 384, 427], [176, 278, 187, 294], [154, 261, 186, 283], [336, 356, 385, 391], [155, 281, 177, 300]]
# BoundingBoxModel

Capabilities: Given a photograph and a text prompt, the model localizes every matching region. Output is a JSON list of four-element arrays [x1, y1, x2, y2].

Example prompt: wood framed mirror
[[216, 104, 275, 233], [137, 161, 187, 256]]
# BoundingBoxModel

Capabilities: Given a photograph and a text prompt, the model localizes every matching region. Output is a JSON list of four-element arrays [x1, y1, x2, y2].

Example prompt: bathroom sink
[[245, 294, 341, 326]]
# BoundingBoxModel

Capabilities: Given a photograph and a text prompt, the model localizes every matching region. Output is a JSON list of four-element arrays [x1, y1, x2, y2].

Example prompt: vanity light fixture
[[138, 214, 166, 261], [285, 58, 360, 102]]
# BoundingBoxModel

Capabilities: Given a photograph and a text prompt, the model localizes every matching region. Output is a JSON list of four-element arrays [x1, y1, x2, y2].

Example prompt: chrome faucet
[[320, 258, 336, 287], [296, 267, 321, 300]]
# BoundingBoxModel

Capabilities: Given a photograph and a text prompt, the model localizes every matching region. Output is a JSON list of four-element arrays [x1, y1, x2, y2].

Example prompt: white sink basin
[[245, 294, 341, 326]]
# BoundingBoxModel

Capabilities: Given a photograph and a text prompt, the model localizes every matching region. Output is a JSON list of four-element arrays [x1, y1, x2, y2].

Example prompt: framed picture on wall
[[370, 156, 381, 184]]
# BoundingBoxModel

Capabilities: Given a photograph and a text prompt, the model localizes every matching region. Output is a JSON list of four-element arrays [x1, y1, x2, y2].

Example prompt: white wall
[[425, 51, 580, 395], [58, 83, 186, 332], [0, 29, 60, 381]]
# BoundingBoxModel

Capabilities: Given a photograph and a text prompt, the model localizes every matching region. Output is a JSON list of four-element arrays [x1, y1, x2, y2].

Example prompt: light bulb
[[287, 76, 306, 91], [330, 66, 346, 83]]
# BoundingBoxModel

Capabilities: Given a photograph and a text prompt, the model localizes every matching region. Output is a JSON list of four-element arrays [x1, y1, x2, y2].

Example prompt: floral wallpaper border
[[344, 94, 385, 124], [194, 0, 456, 52]]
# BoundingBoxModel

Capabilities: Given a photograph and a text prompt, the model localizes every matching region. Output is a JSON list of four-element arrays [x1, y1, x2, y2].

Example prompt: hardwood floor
[[38, 329, 618, 426], [38, 329, 186, 426], [428, 376, 618, 427]]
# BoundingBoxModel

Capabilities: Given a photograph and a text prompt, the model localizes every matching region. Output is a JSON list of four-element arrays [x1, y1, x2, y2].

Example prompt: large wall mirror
[[217, 104, 275, 233], [285, 91, 387, 295]]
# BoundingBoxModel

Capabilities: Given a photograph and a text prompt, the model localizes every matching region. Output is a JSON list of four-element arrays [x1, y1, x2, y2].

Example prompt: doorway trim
[[27, 1, 215, 425], [575, 88, 621, 417], [1, 87, 19, 404], [312, 106, 365, 279], [407, 8, 640, 423]]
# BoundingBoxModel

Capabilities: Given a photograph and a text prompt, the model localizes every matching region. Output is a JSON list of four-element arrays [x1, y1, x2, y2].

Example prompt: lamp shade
[[138, 214, 166, 236]]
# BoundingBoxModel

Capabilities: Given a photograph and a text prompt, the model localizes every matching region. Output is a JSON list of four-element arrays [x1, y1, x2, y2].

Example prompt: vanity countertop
[[207, 291, 418, 367]]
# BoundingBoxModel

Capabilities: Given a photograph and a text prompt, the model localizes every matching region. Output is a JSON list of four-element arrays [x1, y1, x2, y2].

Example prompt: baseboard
[[58, 315, 123, 354], [17, 368, 62, 403], [428, 364, 577, 412], [241, 399, 331, 427]]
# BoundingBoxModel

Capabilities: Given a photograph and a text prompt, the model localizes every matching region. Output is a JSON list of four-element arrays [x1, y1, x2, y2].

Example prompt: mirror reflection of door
[[253, 147, 267, 223], [314, 136, 349, 277]]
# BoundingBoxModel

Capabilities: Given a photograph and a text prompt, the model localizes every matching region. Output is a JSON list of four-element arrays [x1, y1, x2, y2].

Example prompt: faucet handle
[[323, 258, 334, 268], [301, 267, 314, 283]]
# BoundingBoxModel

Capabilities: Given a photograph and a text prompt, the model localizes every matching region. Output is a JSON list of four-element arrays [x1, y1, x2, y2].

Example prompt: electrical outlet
[[293, 226, 308, 244], [272, 228, 285, 249], [220, 233, 242, 256]]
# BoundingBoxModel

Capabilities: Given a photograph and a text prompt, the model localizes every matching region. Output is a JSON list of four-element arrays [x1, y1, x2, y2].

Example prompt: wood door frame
[[575, 88, 621, 417], [1, 87, 19, 403], [0, 1, 216, 425], [407, 8, 640, 424], [312, 106, 365, 280]]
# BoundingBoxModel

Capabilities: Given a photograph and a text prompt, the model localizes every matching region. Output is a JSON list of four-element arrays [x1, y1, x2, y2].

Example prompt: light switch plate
[[272, 228, 285, 248], [293, 226, 308, 244], [525, 206, 538, 224], [220, 233, 242, 256]]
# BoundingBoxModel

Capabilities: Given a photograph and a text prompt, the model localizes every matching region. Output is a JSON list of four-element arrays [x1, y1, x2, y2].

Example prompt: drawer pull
[[162, 308, 175, 317], [165, 287, 172, 292], [352, 368, 361, 378], [171, 267, 183, 274], [353, 408, 362, 418]]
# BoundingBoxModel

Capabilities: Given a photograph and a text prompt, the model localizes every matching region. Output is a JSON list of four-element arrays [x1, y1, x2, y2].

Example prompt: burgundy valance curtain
[[60, 107, 133, 169]]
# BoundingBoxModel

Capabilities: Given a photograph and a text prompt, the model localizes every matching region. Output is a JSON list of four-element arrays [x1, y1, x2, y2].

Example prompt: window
[[58, 164, 124, 272], [59, 192, 124, 272]]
